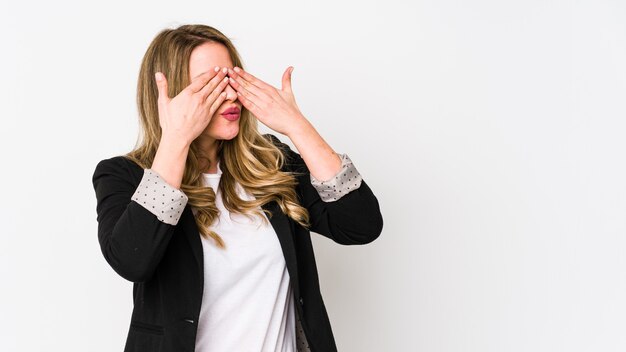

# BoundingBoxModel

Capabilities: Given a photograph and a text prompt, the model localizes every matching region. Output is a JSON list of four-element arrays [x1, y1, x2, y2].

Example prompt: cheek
[[201, 116, 218, 134]]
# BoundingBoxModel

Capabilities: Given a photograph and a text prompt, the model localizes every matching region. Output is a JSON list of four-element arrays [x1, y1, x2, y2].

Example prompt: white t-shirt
[[193, 160, 296, 352]]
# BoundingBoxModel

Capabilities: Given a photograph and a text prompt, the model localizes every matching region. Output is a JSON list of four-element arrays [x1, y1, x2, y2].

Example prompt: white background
[[1, 0, 625, 351]]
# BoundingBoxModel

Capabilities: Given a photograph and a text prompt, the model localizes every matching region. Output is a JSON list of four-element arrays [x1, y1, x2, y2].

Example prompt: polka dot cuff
[[310, 153, 362, 202], [132, 169, 189, 226]]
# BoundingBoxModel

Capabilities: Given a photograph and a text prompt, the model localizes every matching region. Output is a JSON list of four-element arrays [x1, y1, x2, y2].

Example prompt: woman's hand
[[155, 66, 231, 146], [227, 66, 308, 136]]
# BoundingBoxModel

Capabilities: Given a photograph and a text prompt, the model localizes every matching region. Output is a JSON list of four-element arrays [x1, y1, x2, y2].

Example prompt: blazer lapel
[[179, 205, 204, 273], [262, 200, 300, 295]]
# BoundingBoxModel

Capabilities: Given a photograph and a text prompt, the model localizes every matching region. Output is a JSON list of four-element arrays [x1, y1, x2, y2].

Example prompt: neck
[[195, 135, 221, 174]]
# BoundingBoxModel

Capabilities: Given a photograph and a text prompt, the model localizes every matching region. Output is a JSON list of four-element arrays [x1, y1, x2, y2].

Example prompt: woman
[[92, 24, 383, 352]]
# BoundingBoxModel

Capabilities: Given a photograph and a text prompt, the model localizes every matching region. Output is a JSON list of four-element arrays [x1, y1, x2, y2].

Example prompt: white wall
[[1, 0, 625, 351]]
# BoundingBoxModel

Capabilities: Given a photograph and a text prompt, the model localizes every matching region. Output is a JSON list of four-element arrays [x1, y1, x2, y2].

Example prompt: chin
[[201, 121, 240, 141], [221, 133, 239, 140], [217, 127, 240, 141]]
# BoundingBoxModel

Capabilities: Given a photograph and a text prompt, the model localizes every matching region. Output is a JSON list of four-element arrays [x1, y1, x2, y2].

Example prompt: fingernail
[[234, 67, 241, 73], [214, 66, 220, 72], [155, 72, 163, 81], [222, 67, 228, 74]]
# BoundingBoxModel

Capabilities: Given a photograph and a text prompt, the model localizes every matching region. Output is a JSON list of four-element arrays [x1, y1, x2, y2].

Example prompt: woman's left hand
[[227, 66, 308, 136]]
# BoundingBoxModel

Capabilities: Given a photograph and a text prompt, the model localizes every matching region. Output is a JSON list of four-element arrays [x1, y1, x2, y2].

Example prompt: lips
[[221, 107, 240, 115]]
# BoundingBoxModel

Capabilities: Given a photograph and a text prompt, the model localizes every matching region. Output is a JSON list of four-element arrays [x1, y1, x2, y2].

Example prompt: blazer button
[[299, 297, 304, 306]]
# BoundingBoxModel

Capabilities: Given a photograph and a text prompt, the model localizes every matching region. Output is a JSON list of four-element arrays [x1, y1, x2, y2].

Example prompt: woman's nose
[[224, 82, 237, 101]]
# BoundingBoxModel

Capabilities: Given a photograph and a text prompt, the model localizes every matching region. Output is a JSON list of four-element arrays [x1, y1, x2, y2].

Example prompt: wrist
[[160, 133, 191, 151], [151, 135, 190, 190], [285, 116, 313, 139]]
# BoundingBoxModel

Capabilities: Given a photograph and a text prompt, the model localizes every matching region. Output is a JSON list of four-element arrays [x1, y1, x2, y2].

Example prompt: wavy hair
[[124, 24, 310, 249]]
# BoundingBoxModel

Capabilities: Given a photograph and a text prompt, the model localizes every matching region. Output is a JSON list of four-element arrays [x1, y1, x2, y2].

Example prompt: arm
[[286, 118, 342, 182], [93, 67, 229, 282], [92, 156, 188, 283], [266, 133, 384, 245], [225, 64, 383, 243]]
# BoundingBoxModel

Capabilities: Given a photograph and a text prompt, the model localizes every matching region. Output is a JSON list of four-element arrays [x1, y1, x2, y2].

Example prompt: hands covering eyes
[[226, 66, 307, 136], [153, 65, 307, 145]]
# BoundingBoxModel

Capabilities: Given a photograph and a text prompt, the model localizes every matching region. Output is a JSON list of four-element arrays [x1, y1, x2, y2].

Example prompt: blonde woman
[[92, 24, 383, 352]]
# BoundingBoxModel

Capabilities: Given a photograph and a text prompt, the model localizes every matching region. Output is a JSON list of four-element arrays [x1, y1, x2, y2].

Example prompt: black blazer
[[92, 133, 383, 352]]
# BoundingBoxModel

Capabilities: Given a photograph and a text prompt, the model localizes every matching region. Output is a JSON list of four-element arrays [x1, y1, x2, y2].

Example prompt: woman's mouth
[[221, 107, 240, 121]]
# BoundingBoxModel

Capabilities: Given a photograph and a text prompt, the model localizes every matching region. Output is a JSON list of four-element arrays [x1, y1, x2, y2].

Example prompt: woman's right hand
[[154, 66, 230, 145]]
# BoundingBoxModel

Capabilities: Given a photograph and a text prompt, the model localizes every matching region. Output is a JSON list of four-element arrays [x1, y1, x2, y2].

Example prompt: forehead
[[189, 42, 233, 79]]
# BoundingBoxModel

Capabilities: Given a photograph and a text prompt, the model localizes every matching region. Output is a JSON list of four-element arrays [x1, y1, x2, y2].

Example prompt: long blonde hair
[[124, 24, 310, 249]]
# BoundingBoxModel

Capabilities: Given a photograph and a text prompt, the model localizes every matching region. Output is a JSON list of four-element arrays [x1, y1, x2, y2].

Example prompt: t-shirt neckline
[[201, 159, 222, 178]]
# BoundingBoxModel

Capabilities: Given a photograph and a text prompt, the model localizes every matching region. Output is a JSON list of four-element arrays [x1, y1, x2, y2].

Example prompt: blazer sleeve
[[265, 133, 384, 245], [92, 156, 188, 283]]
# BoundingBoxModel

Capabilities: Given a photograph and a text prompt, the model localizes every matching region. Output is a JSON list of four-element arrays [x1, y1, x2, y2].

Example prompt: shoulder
[[92, 155, 144, 186], [263, 133, 296, 158], [262, 133, 286, 149], [262, 132, 294, 160], [261, 133, 307, 174]]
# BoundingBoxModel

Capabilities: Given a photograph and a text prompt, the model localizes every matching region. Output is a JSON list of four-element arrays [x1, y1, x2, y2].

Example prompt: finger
[[198, 74, 229, 102], [187, 66, 225, 93], [281, 66, 293, 93], [209, 91, 228, 116], [235, 91, 261, 116], [155, 72, 170, 105], [229, 67, 275, 92], [227, 74, 270, 106], [201, 76, 229, 105]]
